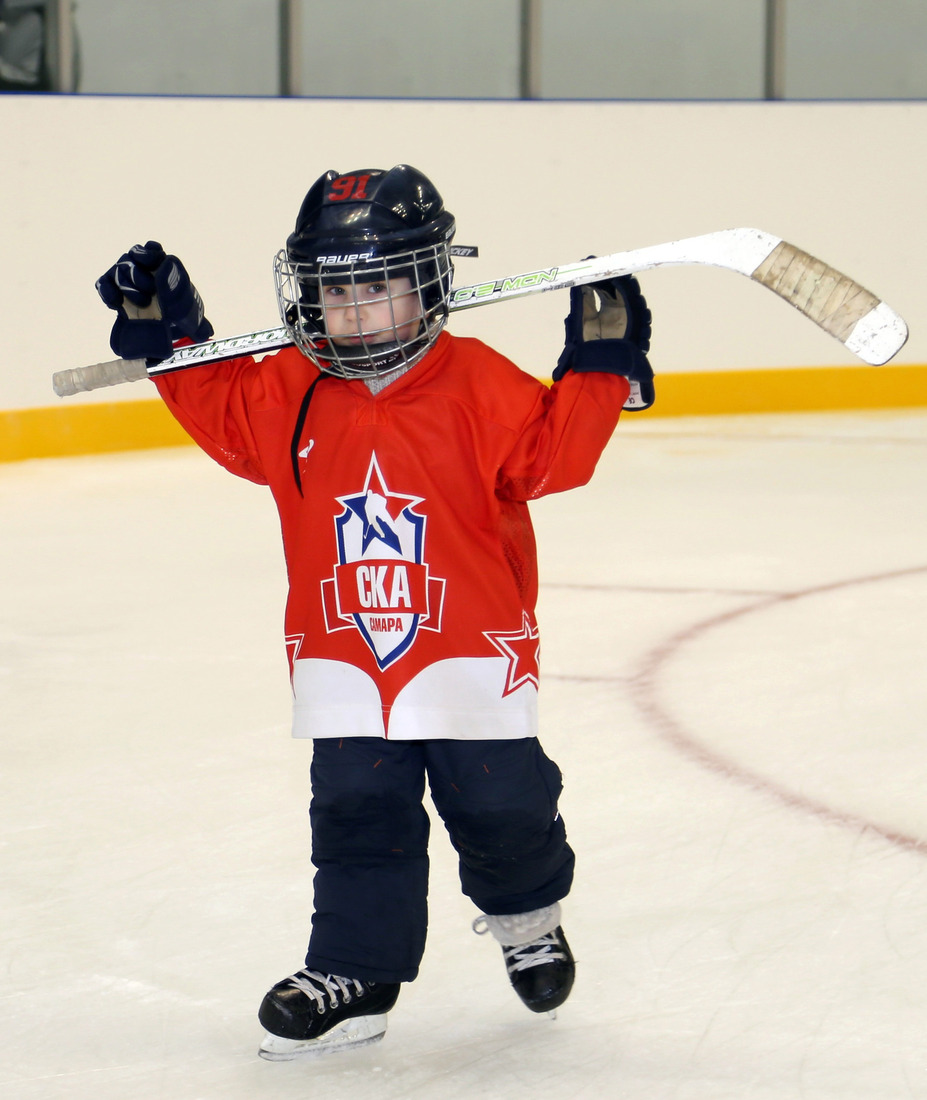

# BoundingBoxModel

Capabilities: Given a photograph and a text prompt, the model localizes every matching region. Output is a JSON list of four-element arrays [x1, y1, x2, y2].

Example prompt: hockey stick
[[52, 227, 908, 397]]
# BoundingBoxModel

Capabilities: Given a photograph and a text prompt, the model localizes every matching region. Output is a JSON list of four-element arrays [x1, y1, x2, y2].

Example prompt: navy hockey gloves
[[96, 242, 214, 364], [553, 273, 654, 410]]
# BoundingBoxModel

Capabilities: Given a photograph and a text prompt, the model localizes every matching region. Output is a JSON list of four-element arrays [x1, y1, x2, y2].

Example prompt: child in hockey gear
[[95, 164, 653, 1059]]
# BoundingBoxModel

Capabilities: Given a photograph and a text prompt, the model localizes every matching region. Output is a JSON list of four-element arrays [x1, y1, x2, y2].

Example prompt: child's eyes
[[325, 284, 388, 301]]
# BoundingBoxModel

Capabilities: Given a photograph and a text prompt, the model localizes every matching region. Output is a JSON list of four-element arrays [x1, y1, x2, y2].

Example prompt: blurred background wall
[[1, 1, 924, 453], [62, 0, 927, 101]]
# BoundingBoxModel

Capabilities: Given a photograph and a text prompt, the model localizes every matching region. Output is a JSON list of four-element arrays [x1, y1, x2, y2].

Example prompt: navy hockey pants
[[304, 736, 574, 984]]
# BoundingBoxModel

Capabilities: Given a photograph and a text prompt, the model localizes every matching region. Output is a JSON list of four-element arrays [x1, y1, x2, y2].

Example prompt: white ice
[[2, 410, 927, 1099]]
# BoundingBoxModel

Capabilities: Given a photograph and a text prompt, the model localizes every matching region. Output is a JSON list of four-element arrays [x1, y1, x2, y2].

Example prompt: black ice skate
[[257, 969, 401, 1060], [473, 902, 575, 1015]]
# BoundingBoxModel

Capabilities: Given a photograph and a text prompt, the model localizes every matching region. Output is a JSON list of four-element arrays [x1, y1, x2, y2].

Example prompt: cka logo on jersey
[[321, 454, 445, 669]]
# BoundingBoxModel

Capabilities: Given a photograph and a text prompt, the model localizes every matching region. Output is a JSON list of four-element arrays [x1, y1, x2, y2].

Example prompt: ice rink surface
[[3, 409, 927, 1099]]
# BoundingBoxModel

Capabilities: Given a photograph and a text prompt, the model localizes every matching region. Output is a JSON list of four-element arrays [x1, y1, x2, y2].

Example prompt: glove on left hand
[[96, 241, 214, 363], [553, 273, 655, 410]]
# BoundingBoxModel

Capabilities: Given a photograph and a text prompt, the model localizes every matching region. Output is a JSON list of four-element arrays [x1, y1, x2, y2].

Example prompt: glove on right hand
[[96, 242, 213, 363]]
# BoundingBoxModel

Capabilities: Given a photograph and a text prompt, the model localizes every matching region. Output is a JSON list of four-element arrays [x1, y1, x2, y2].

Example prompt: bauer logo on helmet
[[315, 253, 376, 265]]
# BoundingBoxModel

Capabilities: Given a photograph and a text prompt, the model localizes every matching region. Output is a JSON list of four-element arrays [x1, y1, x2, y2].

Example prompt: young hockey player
[[95, 164, 654, 1059]]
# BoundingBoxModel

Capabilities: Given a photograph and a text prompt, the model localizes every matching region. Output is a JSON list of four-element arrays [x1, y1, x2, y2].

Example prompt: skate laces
[[502, 932, 569, 975], [284, 969, 366, 1013], [473, 907, 568, 974]]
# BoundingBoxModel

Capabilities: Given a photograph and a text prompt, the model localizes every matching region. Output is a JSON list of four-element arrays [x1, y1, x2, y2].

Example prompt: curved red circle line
[[549, 565, 927, 856], [631, 564, 927, 855]]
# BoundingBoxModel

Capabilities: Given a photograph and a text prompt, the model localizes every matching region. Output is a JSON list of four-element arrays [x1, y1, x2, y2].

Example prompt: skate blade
[[258, 1014, 388, 1061]]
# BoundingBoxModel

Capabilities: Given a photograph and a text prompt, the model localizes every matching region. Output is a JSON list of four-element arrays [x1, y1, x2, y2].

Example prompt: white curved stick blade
[[845, 302, 910, 366]]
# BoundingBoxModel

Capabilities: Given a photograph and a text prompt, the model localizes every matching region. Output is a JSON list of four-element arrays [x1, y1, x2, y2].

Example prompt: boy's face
[[322, 276, 422, 346]]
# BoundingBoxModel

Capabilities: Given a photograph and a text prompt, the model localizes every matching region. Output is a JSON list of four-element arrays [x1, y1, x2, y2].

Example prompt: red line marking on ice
[[545, 566, 927, 856], [627, 565, 927, 856]]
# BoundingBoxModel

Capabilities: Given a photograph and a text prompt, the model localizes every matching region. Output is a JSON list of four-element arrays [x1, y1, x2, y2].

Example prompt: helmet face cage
[[275, 240, 453, 380]]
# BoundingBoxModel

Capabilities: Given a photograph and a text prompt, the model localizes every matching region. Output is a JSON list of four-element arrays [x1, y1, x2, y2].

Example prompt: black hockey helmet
[[274, 164, 457, 379]]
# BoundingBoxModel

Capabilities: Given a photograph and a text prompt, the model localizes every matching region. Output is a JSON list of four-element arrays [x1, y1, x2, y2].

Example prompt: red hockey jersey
[[155, 331, 629, 740]]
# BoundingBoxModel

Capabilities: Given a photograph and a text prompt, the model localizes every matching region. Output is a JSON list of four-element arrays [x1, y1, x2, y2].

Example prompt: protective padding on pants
[[304, 737, 574, 983]]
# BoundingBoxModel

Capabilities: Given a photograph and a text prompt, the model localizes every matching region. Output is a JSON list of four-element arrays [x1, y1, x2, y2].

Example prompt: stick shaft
[[53, 227, 907, 397]]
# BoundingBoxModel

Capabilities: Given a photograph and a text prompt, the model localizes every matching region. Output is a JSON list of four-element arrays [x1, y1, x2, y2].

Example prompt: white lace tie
[[501, 933, 569, 974], [284, 970, 366, 1011]]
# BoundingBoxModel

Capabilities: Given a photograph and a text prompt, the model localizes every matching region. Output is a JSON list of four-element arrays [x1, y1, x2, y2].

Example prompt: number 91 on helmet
[[273, 164, 457, 380]]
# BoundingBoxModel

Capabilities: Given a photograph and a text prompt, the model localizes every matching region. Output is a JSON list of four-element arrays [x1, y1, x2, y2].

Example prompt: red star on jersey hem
[[484, 612, 540, 696]]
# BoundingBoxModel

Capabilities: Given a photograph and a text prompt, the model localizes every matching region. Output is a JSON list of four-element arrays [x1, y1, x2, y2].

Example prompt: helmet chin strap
[[315, 325, 434, 380], [315, 342, 403, 378]]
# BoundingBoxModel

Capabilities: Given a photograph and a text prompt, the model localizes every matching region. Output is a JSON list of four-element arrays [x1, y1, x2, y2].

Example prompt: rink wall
[[2, 95, 925, 461]]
